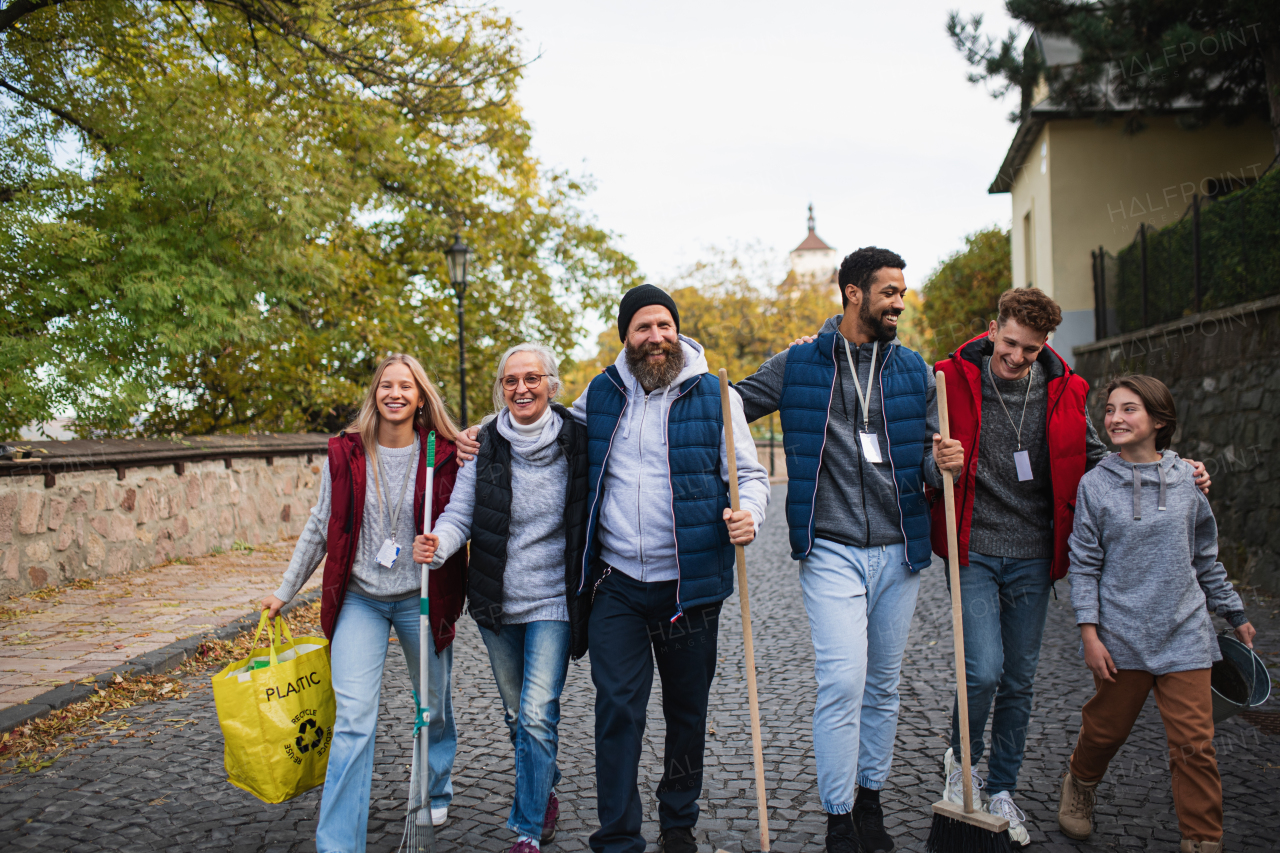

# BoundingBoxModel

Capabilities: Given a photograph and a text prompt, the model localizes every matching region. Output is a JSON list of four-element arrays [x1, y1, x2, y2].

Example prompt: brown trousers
[[1069, 668, 1221, 841]]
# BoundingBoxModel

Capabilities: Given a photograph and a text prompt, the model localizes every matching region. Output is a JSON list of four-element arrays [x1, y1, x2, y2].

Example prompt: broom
[[925, 372, 1011, 853], [718, 369, 771, 852], [403, 430, 438, 853]]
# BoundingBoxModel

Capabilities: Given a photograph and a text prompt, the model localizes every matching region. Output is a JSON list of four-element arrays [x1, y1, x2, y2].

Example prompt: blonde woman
[[262, 354, 467, 853]]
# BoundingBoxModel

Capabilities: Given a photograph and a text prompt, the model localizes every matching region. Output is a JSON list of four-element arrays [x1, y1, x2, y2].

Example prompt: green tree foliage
[[920, 228, 1012, 365], [947, 2, 1280, 153], [0, 0, 635, 437]]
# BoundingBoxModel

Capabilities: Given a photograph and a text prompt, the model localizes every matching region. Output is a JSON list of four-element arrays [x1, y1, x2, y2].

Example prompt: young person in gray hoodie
[[1060, 375, 1255, 853]]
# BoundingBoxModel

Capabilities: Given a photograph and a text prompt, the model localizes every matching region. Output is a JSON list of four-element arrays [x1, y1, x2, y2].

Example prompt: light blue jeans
[[478, 620, 571, 840], [800, 539, 920, 813], [948, 552, 1053, 796], [316, 592, 456, 853]]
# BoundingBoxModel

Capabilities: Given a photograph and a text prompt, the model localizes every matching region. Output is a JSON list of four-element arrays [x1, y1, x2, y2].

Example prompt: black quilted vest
[[468, 403, 590, 659]]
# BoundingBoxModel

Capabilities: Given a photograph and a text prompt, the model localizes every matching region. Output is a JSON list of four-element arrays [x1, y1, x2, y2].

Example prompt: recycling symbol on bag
[[295, 718, 325, 754]]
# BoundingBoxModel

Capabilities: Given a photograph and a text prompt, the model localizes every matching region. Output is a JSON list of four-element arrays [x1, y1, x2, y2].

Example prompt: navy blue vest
[[778, 332, 932, 570], [581, 366, 735, 617]]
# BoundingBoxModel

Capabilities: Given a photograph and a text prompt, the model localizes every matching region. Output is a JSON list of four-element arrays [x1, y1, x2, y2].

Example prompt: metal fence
[[1092, 156, 1280, 339]]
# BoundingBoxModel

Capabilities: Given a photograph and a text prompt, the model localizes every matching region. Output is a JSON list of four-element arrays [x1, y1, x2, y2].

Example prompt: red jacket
[[931, 334, 1089, 581], [319, 426, 467, 652]]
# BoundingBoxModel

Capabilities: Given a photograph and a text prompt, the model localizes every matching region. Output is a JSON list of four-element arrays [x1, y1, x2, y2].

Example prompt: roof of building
[[792, 203, 834, 252], [988, 30, 1205, 193]]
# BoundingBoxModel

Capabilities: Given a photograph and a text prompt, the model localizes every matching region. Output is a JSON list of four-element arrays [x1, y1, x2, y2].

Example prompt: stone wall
[[1073, 294, 1280, 595], [0, 456, 321, 597]]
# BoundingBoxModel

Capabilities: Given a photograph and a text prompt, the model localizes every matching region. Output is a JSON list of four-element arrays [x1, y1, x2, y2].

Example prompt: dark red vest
[[320, 426, 467, 651], [931, 334, 1089, 581]]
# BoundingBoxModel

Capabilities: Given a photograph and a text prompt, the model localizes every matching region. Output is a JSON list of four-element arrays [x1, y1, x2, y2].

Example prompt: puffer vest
[[930, 334, 1089, 581], [467, 404, 590, 660], [581, 366, 734, 618], [778, 332, 933, 569], [320, 426, 467, 652]]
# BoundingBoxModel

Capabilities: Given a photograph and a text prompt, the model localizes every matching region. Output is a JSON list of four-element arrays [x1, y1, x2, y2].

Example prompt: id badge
[[1013, 450, 1033, 481], [375, 538, 401, 568], [860, 431, 884, 464]]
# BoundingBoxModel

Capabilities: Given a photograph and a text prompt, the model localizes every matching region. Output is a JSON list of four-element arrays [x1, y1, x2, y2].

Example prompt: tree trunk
[[1264, 38, 1280, 158]]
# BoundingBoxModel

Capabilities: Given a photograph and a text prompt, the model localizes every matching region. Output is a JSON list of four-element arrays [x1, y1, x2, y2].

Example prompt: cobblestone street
[[2, 484, 1277, 853]]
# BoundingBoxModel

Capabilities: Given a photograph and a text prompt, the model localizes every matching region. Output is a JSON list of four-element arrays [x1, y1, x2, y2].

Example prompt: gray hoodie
[[570, 335, 770, 584], [1068, 450, 1245, 675]]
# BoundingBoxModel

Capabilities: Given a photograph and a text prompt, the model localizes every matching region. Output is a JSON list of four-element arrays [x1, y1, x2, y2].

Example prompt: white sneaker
[[988, 791, 1030, 848], [430, 806, 448, 827], [942, 747, 986, 806]]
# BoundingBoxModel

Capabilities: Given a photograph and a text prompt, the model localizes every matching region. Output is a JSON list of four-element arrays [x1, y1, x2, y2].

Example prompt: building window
[[1023, 209, 1034, 288]]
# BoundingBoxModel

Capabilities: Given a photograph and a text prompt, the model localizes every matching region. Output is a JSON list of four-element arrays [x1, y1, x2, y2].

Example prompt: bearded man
[[734, 247, 963, 853], [456, 285, 770, 853]]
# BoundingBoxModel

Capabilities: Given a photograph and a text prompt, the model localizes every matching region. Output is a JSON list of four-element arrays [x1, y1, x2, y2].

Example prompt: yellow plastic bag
[[212, 611, 335, 803]]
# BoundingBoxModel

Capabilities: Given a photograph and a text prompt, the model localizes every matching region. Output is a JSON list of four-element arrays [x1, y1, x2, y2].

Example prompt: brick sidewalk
[[0, 541, 314, 712]]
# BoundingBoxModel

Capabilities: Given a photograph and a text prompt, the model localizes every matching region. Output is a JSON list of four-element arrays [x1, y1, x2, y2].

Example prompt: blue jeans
[[478, 620, 571, 840], [949, 552, 1053, 796], [316, 592, 456, 853], [799, 539, 920, 813]]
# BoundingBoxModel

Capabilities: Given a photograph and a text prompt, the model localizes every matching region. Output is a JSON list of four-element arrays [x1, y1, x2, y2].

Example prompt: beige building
[[790, 204, 839, 282], [990, 34, 1274, 363]]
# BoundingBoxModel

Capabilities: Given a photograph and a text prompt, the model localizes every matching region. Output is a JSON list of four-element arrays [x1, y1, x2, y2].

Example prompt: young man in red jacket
[[932, 288, 1209, 846]]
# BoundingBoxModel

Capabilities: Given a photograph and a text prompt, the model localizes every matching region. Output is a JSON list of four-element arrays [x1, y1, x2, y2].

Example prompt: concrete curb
[[0, 589, 322, 735]]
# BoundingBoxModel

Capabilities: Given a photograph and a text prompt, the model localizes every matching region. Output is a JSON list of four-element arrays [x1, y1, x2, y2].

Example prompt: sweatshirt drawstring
[[1132, 465, 1142, 520], [1157, 462, 1167, 511], [660, 384, 670, 445], [623, 384, 638, 438]]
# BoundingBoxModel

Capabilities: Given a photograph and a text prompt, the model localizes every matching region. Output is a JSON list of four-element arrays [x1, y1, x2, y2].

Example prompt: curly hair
[[996, 287, 1062, 335], [837, 247, 906, 308], [1104, 374, 1178, 451]]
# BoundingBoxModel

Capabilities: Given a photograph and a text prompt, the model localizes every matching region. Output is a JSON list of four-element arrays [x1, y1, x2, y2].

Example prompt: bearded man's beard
[[860, 297, 902, 343], [625, 339, 685, 392]]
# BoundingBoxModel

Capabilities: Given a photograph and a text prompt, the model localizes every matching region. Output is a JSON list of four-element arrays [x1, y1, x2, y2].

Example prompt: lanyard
[[377, 440, 416, 543], [842, 337, 879, 432], [987, 358, 1033, 450]]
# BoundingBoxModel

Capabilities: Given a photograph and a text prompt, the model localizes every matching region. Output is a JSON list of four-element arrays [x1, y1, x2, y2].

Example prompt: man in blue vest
[[578, 284, 770, 853], [455, 284, 770, 853], [735, 247, 963, 853]]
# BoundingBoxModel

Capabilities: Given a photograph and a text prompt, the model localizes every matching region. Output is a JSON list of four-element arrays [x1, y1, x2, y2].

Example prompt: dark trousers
[[588, 568, 722, 853]]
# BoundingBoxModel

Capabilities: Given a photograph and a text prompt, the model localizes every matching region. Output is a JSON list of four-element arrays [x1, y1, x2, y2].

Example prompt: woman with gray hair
[[413, 342, 588, 853]]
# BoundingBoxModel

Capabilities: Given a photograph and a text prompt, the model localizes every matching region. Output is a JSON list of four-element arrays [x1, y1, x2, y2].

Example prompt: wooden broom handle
[[936, 371, 975, 815], [718, 369, 771, 851]]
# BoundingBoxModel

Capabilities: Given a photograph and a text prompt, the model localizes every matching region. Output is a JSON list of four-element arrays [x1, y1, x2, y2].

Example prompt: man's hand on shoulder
[[788, 335, 817, 348], [723, 508, 755, 545], [455, 425, 482, 465], [1183, 458, 1211, 495]]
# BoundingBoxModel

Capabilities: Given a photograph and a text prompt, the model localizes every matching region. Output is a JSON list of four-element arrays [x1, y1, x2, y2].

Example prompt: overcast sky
[[510, 0, 1022, 292]]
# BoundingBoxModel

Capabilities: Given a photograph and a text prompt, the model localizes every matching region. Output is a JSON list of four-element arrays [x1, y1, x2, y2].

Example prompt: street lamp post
[[445, 234, 471, 427]]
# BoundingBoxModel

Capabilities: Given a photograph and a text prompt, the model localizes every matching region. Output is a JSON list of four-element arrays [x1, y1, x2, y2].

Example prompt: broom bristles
[[925, 812, 1014, 853]]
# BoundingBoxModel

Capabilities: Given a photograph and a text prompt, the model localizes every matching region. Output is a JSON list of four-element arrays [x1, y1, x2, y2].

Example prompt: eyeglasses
[[501, 373, 549, 391]]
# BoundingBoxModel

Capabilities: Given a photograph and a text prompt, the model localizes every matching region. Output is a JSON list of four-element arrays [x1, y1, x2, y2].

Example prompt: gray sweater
[[275, 438, 422, 604], [969, 357, 1109, 559], [430, 408, 570, 624], [1068, 451, 1246, 675], [736, 315, 942, 549]]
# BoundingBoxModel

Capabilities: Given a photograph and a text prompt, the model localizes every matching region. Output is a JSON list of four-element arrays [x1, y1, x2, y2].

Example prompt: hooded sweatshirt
[[1068, 450, 1245, 675], [570, 335, 770, 584], [429, 405, 570, 624]]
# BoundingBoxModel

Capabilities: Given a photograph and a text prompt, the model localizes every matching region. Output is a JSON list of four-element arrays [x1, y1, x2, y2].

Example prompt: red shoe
[[509, 840, 540, 853], [541, 791, 559, 844]]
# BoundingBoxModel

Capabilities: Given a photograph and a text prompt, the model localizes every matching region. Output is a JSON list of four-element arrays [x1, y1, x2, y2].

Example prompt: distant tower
[[789, 204, 838, 282]]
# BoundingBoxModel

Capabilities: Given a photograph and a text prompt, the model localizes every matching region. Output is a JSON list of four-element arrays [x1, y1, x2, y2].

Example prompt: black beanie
[[617, 284, 680, 341]]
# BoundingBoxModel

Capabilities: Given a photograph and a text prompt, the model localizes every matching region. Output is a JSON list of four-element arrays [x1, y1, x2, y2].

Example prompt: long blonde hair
[[347, 354, 459, 500]]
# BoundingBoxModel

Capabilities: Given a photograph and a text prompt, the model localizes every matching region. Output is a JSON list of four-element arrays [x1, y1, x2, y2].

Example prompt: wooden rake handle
[[718, 368, 771, 852], [936, 371, 976, 815]]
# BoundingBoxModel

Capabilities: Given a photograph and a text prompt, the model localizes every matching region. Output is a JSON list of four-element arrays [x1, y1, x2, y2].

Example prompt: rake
[[403, 430, 438, 853]]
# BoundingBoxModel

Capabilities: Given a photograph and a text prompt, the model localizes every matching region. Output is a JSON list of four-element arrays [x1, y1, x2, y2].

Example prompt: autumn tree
[[0, 0, 634, 436], [920, 228, 1012, 365]]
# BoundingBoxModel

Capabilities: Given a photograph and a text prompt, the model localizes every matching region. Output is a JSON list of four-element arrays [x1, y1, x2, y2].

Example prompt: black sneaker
[[826, 821, 860, 853], [853, 797, 894, 853], [658, 826, 698, 853]]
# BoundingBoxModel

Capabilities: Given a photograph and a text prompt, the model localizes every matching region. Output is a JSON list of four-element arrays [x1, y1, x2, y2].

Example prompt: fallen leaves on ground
[[0, 599, 322, 775]]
